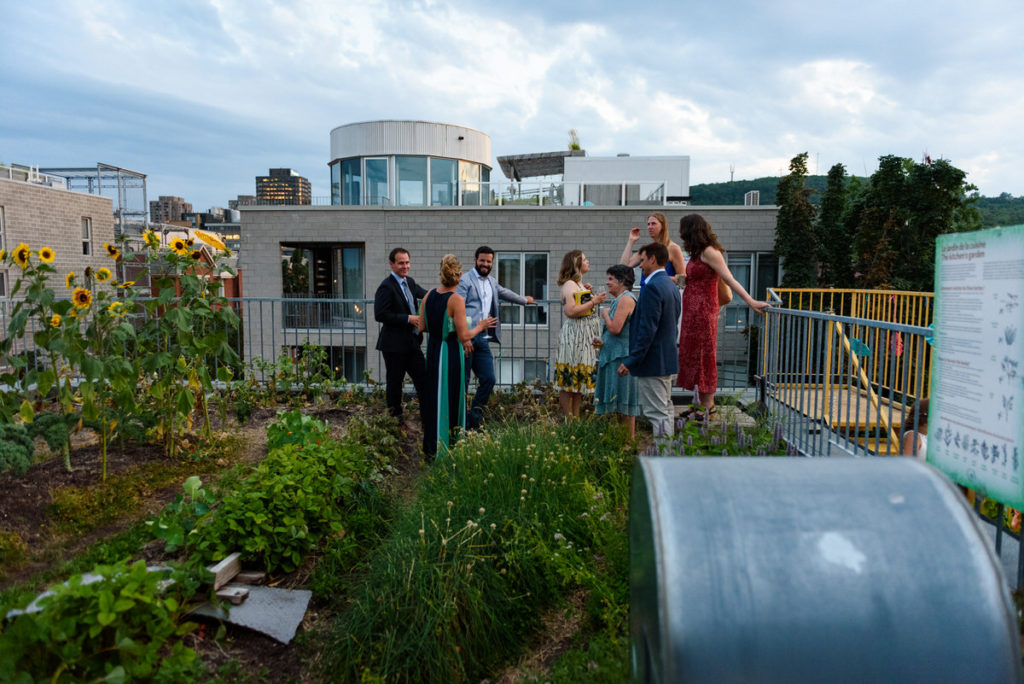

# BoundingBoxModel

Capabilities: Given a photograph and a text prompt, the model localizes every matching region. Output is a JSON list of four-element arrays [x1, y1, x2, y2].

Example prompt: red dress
[[677, 258, 719, 393]]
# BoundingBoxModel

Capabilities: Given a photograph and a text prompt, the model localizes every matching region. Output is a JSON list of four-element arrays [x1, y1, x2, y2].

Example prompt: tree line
[[691, 173, 1023, 233]]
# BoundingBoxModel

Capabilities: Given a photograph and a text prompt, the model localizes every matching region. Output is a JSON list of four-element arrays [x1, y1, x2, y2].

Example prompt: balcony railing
[[243, 181, 671, 209]]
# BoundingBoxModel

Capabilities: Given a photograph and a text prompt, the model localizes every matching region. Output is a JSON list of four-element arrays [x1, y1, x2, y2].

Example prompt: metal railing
[[760, 290, 1023, 588], [3, 295, 757, 393], [244, 180, 670, 209]]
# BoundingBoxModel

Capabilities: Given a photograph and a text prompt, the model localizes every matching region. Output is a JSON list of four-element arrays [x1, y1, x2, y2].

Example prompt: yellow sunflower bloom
[[143, 229, 160, 248], [222, 247, 233, 257], [194, 229, 227, 251], [116, 280, 135, 289], [107, 301, 126, 317], [190, 249, 203, 261], [13, 243, 31, 269], [39, 246, 56, 263], [104, 242, 122, 260], [65, 271, 76, 289], [50, 313, 61, 328], [96, 267, 112, 282], [72, 287, 93, 309], [0, 248, 6, 261], [170, 237, 189, 255]]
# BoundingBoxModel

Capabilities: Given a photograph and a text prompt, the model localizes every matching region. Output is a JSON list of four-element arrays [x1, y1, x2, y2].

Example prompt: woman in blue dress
[[619, 212, 686, 287], [594, 264, 640, 439], [419, 254, 497, 458]]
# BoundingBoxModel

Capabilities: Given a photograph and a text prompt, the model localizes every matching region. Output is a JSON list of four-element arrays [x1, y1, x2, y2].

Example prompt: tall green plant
[[135, 231, 239, 458], [774, 152, 818, 287]]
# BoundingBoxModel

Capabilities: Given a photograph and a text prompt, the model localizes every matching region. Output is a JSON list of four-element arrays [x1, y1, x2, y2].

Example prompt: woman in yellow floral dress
[[555, 250, 606, 417]]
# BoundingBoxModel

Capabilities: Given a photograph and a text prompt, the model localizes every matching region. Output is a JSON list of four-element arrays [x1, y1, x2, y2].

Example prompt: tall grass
[[321, 418, 633, 682]]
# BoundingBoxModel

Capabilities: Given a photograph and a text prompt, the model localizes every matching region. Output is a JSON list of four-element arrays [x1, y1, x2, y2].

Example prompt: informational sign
[[929, 226, 1024, 508]]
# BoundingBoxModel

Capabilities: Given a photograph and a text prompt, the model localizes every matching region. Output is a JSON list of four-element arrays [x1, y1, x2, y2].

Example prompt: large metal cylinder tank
[[630, 457, 1021, 683]]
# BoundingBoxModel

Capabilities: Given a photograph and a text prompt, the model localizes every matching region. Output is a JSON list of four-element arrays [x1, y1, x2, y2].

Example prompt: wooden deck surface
[[773, 383, 903, 455]]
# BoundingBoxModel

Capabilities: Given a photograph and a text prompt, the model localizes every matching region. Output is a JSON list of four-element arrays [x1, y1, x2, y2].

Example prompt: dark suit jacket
[[374, 274, 428, 353], [623, 270, 681, 377]]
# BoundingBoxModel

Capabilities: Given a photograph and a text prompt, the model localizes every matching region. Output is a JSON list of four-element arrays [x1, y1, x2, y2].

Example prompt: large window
[[81, 217, 92, 256], [330, 162, 341, 205], [280, 242, 365, 327], [396, 156, 427, 206], [724, 252, 778, 329], [430, 158, 457, 206], [365, 158, 389, 206], [496, 252, 548, 325], [341, 158, 361, 205]]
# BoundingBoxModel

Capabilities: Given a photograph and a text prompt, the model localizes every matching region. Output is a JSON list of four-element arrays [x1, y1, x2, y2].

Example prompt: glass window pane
[[430, 158, 457, 206], [524, 253, 548, 324], [396, 156, 427, 206], [497, 254, 521, 324], [341, 158, 362, 205], [330, 162, 341, 205], [365, 158, 388, 206], [458, 161, 480, 183], [754, 253, 779, 301]]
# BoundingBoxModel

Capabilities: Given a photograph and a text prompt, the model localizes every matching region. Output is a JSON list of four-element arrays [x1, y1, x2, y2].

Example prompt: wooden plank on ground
[[207, 552, 241, 590]]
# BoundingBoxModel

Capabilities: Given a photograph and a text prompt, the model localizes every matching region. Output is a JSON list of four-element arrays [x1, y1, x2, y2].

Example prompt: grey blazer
[[456, 269, 528, 344]]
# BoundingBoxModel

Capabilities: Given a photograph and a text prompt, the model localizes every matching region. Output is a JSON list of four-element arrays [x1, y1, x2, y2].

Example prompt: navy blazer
[[622, 270, 681, 377], [374, 273, 427, 353]]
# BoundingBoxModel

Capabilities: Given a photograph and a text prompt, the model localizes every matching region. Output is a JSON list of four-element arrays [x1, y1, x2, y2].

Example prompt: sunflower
[[0, 248, 6, 262], [104, 242, 122, 260], [170, 237, 189, 255], [13, 243, 31, 269], [222, 247, 233, 257], [39, 246, 56, 263], [143, 229, 160, 248], [96, 267, 112, 282], [65, 272, 76, 289], [186, 237, 195, 247], [107, 301, 126, 317], [194, 229, 227, 251], [49, 313, 61, 328], [190, 249, 203, 261], [72, 287, 93, 310], [116, 280, 135, 289]]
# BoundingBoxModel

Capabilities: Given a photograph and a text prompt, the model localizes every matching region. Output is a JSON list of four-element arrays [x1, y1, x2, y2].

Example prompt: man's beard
[[476, 264, 491, 277]]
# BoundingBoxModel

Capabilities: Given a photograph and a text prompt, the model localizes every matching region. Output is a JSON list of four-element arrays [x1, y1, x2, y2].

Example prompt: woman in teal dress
[[419, 254, 497, 458], [594, 264, 639, 439]]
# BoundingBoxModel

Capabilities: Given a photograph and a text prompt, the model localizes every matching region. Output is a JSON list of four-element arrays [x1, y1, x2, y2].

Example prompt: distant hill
[[690, 177, 1023, 228], [689, 176, 833, 206]]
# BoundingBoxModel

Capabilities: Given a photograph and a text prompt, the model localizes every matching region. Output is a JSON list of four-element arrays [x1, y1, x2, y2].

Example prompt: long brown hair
[[557, 250, 584, 285], [679, 214, 725, 260], [902, 398, 929, 434]]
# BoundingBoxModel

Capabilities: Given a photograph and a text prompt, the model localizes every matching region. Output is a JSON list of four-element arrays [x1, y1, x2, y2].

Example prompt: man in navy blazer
[[618, 242, 681, 437], [374, 247, 428, 420], [457, 246, 535, 428]]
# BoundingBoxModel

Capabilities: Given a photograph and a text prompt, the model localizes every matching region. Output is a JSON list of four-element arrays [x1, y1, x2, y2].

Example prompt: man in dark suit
[[374, 247, 428, 421], [618, 242, 681, 437]]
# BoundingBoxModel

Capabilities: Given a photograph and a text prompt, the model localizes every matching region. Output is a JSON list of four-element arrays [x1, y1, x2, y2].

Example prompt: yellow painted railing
[[769, 288, 933, 405]]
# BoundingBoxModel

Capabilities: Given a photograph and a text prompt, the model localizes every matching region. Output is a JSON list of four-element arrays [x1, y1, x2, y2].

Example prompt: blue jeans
[[466, 336, 496, 420]]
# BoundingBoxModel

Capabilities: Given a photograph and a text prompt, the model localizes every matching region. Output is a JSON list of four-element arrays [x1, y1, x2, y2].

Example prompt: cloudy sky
[[2, 0, 1021, 211]]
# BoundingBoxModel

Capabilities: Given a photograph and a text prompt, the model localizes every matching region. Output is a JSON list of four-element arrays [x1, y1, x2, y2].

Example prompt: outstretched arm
[[702, 247, 770, 314]]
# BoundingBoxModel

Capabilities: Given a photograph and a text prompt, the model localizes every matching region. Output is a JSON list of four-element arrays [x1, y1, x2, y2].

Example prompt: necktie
[[401, 278, 414, 313]]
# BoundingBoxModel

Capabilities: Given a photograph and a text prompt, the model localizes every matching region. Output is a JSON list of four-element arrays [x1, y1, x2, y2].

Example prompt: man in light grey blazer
[[457, 246, 535, 428]]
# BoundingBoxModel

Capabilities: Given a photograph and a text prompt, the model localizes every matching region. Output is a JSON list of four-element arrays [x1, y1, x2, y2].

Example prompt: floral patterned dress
[[555, 282, 602, 393]]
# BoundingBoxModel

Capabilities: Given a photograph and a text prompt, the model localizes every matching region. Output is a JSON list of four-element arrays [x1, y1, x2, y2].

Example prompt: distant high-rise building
[[229, 194, 257, 210], [255, 168, 311, 205], [150, 195, 193, 223]]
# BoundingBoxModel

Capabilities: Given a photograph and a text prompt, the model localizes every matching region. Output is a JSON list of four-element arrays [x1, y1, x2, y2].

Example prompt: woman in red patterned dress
[[676, 214, 770, 417]]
